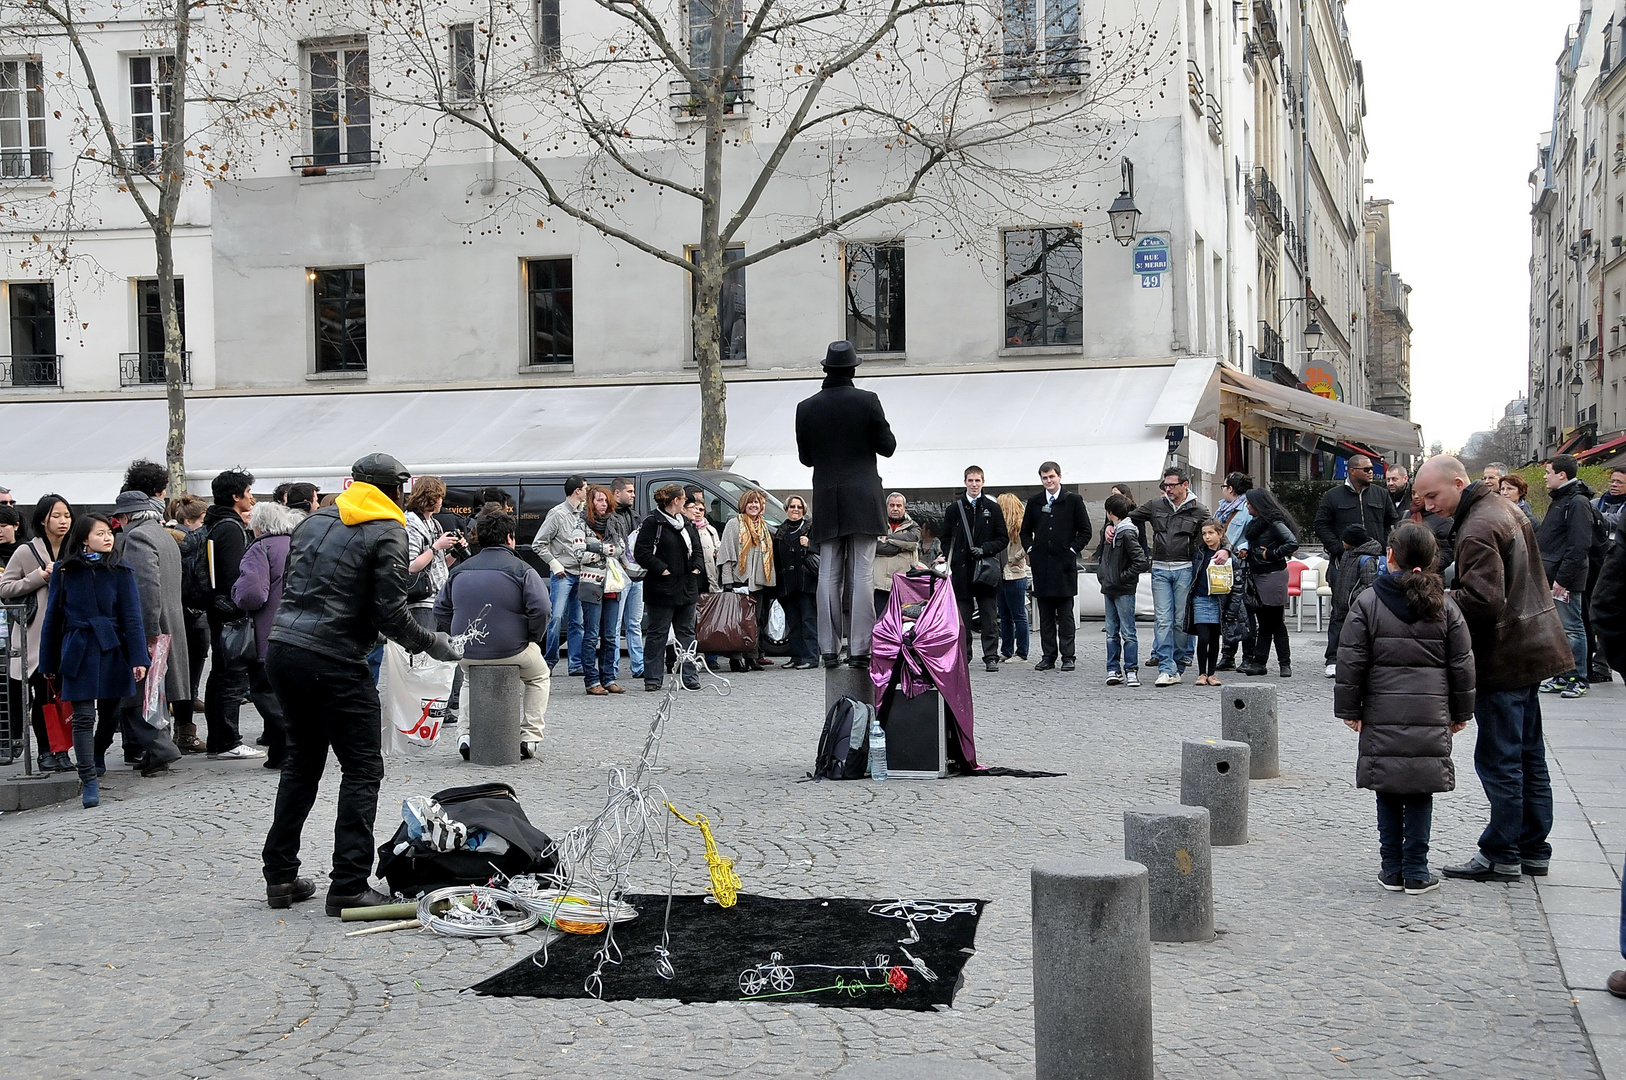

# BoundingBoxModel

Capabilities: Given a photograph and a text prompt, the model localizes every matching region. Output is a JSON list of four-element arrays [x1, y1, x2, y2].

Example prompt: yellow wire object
[[667, 803, 742, 908]]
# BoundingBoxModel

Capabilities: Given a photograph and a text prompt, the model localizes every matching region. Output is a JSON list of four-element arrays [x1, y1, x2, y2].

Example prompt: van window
[[646, 474, 786, 533]]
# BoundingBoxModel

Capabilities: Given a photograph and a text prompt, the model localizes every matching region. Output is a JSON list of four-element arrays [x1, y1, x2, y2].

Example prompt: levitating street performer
[[261, 453, 464, 915], [795, 341, 897, 668]]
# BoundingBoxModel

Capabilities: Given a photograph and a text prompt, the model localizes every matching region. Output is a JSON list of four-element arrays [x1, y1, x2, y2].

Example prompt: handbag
[[219, 615, 258, 665], [605, 557, 630, 595], [956, 502, 1002, 592], [696, 591, 758, 654], [20, 540, 47, 627], [41, 676, 74, 753], [1206, 559, 1234, 595]]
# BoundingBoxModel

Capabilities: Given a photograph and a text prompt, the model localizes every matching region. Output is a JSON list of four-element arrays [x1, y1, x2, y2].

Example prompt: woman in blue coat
[[39, 513, 150, 807]]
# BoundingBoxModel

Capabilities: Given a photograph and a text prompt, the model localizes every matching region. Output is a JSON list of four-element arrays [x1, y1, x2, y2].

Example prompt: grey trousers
[[818, 537, 878, 659]]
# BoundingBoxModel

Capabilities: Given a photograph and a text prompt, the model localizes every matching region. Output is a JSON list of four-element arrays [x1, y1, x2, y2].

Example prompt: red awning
[[1578, 432, 1626, 463], [1556, 429, 1589, 455]]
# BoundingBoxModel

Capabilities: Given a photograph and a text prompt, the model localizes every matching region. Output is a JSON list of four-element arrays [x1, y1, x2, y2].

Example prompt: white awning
[[0, 360, 1218, 503], [1219, 367, 1423, 455]]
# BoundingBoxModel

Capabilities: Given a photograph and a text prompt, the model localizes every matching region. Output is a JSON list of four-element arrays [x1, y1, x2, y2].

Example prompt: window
[[689, 0, 743, 80], [308, 45, 371, 167], [450, 25, 478, 100], [525, 258, 573, 365], [537, 0, 561, 64], [1003, 228, 1082, 347], [0, 59, 47, 178], [128, 55, 174, 170], [844, 242, 905, 353], [128, 278, 186, 384], [1001, 0, 1079, 84], [688, 247, 746, 362], [312, 268, 366, 372], [7, 282, 57, 386]]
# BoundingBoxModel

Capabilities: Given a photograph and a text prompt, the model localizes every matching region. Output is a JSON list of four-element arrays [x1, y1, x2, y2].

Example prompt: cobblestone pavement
[[0, 627, 1618, 1079]]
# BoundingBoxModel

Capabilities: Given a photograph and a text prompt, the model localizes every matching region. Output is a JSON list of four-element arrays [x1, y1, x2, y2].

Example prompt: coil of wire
[[519, 889, 639, 934], [416, 886, 542, 938]]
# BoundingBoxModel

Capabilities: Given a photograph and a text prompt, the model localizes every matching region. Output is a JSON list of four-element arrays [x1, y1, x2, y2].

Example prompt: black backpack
[[375, 782, 558, 897], [808, 696, 873, 781], [179, 526, 212, 611]]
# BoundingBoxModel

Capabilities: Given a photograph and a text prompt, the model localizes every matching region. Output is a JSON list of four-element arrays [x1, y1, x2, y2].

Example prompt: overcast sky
[[1344, 1, 1578, 453]]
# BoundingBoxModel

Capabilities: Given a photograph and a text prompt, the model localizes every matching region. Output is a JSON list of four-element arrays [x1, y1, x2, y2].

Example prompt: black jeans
[[1323, 558, 1345, 664], [1473, 683, 1553, 867], [1375, 792, 1433, 880], [249, 661, 289, 765], [70, 698, 120, 783], [1194, 624, 1221, 677], [958, 594, 1000, 665], [781, 591, 818, 665], [642, 602, 698, 687], [261, 643, 386, 895], [204, 621, 251, 754], [1035, 596, 1076, 663], [1248, 605, 1290, 666], [184, 609, 209, 702]]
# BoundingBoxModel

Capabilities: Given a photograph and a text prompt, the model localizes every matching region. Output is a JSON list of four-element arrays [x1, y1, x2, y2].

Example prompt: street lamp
[[1278, 295, 1324, 355], [1571, 367, 1585, 425], [1108, 158, 1141, 246], [1302, 316, 1324, 353]]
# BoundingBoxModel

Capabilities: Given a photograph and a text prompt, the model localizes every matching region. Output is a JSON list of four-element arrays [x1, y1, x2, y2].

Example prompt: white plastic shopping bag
[[379, 641, 456, 755]]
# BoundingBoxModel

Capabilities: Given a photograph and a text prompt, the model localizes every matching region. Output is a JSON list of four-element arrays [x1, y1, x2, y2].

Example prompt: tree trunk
[[156, 227, 186, 498], [694, 0, 729, 471]]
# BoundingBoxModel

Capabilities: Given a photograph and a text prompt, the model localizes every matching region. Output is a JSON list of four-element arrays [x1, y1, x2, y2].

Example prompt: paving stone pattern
[[0, 628, 1616, 1079]]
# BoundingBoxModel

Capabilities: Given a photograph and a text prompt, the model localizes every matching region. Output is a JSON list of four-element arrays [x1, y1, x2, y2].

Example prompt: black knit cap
[[1341, 524, 1371, 547]]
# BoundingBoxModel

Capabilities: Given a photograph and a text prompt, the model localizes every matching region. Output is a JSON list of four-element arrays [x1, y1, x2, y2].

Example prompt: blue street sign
[[1133, 236, 1169, 275], [1141, 274, 1161, 288]]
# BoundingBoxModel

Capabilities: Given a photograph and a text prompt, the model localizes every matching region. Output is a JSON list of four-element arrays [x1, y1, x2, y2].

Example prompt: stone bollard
[[1220, 685, 1280, 779], [825, 664, 875, 715], [466, 664, 524, 766], [1030, 857, 1154, 1080], [1123, 805, 1214, 943], [1180, 739, 1250, 846]]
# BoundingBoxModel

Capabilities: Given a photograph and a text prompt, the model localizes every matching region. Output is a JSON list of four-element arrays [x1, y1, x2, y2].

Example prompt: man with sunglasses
[[1312, 454, 1401, 677], [1129, 469, 1210, 686]]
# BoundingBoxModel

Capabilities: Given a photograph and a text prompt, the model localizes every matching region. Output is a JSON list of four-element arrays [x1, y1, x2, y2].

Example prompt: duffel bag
[[376, 782, 558, 897]]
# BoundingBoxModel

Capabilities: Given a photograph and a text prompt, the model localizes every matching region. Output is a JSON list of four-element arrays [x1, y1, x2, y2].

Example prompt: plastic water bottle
[[869, 715, 887, 781]]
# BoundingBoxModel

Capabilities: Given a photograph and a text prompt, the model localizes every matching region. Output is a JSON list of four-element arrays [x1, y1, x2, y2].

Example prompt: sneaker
[[1106, 670, 1124, 686], [1441, 853, 1521, 882], [1404, 874, 1441, 895], [1279, 663, 1292, 678], [1125, 670, 1140, 687], [1154, 672, 1179, 687], [458, 733, 470, 761], [1561, 680, 1590, 699], [1378, 871, 1404, 892], [1539, 677, 1565, 694], [984, 659, 999, 673], [1008, 655, 1028, 664], [1324, 664, 1337, 678], [208, 744, 266, 760]]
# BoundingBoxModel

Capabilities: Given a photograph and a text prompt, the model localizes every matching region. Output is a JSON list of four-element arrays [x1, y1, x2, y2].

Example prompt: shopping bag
[[42, 677, 74, 753], [696, 591, 758, 654], [764, 599, 788, 647], [378, 641, 457, 755], [605, 557, 630, 595], [1206, 560, 1234, 595], [142, 634, 171, 723]]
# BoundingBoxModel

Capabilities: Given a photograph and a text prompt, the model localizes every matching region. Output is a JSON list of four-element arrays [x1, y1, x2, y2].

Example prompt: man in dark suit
[[938, 465, 1009, 671], [795, 341, 897, 668], [1019, 461, 1093, 671]]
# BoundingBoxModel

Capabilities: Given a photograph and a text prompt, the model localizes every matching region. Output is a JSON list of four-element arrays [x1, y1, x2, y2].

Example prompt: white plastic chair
[[1300, 556, 1329, 632]]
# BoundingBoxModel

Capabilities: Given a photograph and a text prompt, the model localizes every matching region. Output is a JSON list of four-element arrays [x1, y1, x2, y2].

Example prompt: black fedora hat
[[822, 341, 860, 369]]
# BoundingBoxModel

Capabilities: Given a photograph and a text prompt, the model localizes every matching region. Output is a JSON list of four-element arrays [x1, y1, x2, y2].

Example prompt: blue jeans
[[1554, 592, 1587, 680], [997, 579, 1030, 659], [619, 579, 645, 678], [1376, 792, 1433, 880], [1472, 684, 1554, 867], [546, 573, 583, 670], [1150, 566, 1195, 676], [581, 593, 622, 688], [1104, 593, 1139, 672]]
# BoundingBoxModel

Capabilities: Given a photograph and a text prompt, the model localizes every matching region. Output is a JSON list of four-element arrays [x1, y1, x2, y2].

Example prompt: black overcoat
[[795, 382, 897, 543], [939, 495, 1008, 599], [634, 512, 705, 607], [1019, 490, 1093, 598]]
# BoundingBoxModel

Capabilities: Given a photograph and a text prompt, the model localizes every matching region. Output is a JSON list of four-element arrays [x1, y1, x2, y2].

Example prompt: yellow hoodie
[[336, 482, 406, 527]]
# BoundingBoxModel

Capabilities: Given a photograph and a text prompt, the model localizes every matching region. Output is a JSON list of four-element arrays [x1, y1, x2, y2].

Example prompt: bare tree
[[4, 0, 286, 493], [367, 0, 1174, 466]]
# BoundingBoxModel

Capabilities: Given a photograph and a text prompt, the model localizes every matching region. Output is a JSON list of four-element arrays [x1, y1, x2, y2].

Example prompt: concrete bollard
[[825, 664, 875, 715], [1220, 685, 1280, 779], [1180, 739, 1250, 846], [1123, 805, 1214, 943], [466, 664, 524, 766], [1030, 857, 1154, 1080]]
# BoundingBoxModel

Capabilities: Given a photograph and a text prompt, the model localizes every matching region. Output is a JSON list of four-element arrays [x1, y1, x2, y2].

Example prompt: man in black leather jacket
[[261, 454, 462, 915]]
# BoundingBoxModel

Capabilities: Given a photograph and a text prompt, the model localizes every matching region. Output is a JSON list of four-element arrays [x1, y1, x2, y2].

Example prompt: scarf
[[738, 514, 775, 581], [1215, 494, 1245, 522]]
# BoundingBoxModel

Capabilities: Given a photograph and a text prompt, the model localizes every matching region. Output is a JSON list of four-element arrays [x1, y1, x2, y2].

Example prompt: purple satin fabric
[[871, 569, 978, 770]]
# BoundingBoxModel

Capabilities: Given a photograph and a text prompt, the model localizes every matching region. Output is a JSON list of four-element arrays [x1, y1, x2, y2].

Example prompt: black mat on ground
[[469, 894, 987, 1010]]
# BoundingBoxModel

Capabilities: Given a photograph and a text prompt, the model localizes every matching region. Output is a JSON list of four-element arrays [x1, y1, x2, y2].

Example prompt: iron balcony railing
[[1207, 93, 1223, 139], [1253, 0, 1283, 57], [119, 351, 192, 387], [1, 354, 63, 387], [289, 149, 379, 172], [1258, 321, 1284, 365], [670, 75, 754, 118], [0, 149, 51, 180], [1187, 58, 1205, 112]]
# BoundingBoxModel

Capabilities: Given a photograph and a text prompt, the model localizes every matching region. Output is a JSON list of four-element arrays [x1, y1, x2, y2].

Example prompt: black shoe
[[325, 886, 393, 917], [821, 654, 840, 669], [1034, 658, 1056, 671], [1590, 666, 1615, 683], [267, 877, 317, 909], [139, 752, 178, 777], [1059, 660, 1076, 672], [847, 654, 870, 670], [1279, 663, 1292, 678], [682, 677, 702, 691], [1238, 662, 1267, 676], [984, 659, 999, 672], [729, 657, 745, 673], [262, 758, 281, 771], [1216, 658, 1236, 672], [1404, 874, 1441, 895], [1441, 854, 1520, 882], [1521, 860, 1550, 877], [255, 734, 270, 746], [1378, 871, 1404, 892], [645, 682, 663, 692], [745, 657, 765, 672]]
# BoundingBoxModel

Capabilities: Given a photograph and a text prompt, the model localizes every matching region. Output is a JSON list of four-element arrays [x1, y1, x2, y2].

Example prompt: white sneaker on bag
[[209, 744, 265, 760]]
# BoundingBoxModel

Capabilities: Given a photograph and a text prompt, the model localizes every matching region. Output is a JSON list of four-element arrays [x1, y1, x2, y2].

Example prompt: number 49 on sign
[[1140, 274, 1161, 289]]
